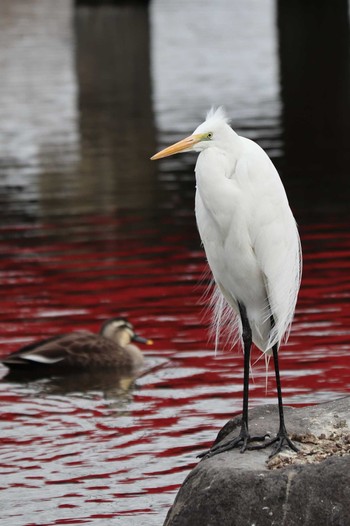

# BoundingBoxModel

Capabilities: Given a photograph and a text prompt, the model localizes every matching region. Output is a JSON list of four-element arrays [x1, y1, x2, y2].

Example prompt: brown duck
[[1, 318, 152, 373]]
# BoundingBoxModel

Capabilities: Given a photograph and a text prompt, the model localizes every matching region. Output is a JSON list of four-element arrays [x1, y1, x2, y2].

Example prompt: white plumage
[[151, 107, 302, 457], [193, 108, 302, 354]]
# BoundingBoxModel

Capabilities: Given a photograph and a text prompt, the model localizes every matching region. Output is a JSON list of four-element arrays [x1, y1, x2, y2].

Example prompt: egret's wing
[[253, 202, 301, 348], [241, 139, 302, 348]]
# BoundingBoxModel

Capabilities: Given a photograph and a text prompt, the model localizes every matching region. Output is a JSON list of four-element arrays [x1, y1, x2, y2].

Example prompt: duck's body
[[1, 318, 151, 373]]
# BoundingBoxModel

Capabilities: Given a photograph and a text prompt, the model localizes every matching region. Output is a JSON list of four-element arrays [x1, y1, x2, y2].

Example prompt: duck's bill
[[132, 334, 153, 345], [150, 134, 202, 160]]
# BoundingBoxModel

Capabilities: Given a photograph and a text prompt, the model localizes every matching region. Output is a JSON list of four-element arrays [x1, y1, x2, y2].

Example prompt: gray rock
[[163, 397, 350, 526]]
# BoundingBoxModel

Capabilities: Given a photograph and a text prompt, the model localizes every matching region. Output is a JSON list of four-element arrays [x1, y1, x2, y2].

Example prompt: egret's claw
[[248, 428, 299, 458], [269, 434, 299, 457], [198, 431, 269, 460]]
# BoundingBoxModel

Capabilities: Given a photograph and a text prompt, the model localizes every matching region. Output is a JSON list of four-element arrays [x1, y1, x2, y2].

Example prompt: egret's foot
[[248, 428, 299, 458], [198, 429, 269, 459]]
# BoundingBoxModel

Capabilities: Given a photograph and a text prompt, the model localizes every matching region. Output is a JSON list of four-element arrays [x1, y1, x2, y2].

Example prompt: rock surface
[[163, 397, 350, 526]]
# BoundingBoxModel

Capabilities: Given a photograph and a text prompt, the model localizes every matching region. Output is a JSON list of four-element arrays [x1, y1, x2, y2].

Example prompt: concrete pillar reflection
[[277, 0, 350, 219], [75, 3, 155, 212]]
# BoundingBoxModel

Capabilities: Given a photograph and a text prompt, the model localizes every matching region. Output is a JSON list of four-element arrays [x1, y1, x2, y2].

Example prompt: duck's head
[[100, 318, 152, 366]]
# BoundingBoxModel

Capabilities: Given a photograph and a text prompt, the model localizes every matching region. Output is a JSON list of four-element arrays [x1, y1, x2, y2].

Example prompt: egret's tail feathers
[[213, 291, 224, 356], [265, 221, 302, 350], [209, 285, 241, 353], [264, 352, 271, 394]]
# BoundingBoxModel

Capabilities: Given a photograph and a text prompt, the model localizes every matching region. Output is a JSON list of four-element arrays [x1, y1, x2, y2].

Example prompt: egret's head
[[151, 107, 233, 160]]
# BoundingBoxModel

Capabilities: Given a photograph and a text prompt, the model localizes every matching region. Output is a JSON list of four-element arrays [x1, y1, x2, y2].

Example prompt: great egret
[[151, 107, 302, 457], [2, 318, 152, 372]]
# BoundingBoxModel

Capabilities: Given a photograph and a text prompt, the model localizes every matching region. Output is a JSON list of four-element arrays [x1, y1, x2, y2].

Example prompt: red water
[[0, 213, 349, 526], [1, 2, 350, 524]]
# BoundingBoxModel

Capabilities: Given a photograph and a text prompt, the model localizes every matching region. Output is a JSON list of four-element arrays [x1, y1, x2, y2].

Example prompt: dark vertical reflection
[[74, 4, 156, 212], [76, 0, 149, 5], [277, 0, 350, 221]]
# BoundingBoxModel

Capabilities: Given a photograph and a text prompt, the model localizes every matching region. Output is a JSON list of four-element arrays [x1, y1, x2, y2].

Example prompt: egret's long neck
[[194, 133, 242, 239], [195, 138, 241, 211]]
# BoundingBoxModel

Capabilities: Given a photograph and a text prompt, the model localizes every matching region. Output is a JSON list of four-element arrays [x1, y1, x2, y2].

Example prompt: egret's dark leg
[[267, 341, 299, 456], [238, 302, 253, 449], [198, 303, 267, 459], [248, 317, 299, 457]]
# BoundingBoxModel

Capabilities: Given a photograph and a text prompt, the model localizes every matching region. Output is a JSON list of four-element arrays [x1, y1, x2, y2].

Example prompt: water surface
[[0, 1, 349, 525]]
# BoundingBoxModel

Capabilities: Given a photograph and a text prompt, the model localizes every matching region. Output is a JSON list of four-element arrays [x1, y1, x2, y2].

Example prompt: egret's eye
[[207, 132, 213, 139]]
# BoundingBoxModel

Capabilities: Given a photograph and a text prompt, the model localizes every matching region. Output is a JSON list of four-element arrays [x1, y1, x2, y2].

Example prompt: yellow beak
[[151, 134, 202, 160]]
